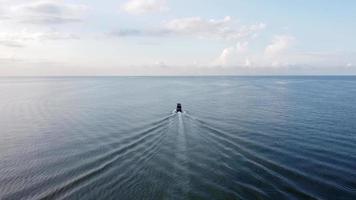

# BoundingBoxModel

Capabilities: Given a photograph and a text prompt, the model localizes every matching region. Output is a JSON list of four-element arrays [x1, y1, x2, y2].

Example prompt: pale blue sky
[[0, 0, 355, 75]]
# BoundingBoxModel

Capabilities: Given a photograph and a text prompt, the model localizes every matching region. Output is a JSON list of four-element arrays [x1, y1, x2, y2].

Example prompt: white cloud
[[112, 16, 266, 41], [216, 41, 249, 65], [261, 35, 296, 67], [0, 6, 8, 19], [121, 0, 168, 15], [235, 41, 249, 53], [155, 60, 168, 68], [217, 47, 234, 65], [165, 16, 265, 40], [0, 30, 79, 47], [264, 35, 295, 57], [0, 40, 24, 47], [245, 58, 251, 67], [215, 35, 297, 67], [8, 1, 88, 24]]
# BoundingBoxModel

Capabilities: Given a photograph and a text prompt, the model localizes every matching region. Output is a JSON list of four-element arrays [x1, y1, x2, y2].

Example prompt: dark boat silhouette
[[176, 103, 182, 112]]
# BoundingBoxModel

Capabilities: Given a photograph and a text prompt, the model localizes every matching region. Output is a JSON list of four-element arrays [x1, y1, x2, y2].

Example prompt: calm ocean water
[[0, 76, 355, 200]]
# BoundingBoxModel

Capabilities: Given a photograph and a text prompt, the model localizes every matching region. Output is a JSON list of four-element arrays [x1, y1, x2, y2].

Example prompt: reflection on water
[[0, 77, 355, 199]]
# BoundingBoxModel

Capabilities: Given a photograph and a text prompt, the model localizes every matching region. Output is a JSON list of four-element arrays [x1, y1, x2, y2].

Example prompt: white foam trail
[[167, 112, 189, 199]]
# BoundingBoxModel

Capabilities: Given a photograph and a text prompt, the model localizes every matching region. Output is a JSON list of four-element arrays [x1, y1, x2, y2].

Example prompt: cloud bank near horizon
[[0, 0, 355, 75]]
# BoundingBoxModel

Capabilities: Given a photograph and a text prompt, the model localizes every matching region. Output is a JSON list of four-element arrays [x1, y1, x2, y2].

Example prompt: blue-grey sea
[[0, 76, 355, 200]]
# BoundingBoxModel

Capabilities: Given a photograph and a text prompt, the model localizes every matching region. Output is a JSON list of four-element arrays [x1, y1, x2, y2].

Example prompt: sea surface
[[0, 76, 355, 200]]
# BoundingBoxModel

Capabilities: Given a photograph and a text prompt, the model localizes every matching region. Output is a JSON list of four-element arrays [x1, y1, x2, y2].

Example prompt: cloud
[[216, 42, 249, 65], [110, 16, 266, 68], [110, 29, 170, 37], [155, 61, 168, 68], [0, 40, 25, 48], [260, 35, 295, 67], [112, 16, 266, 40], [165, 16, 265, 40], [264, 35, 295, 57], [0, 30, 79, 47], [244, 58, 251, 67], [121, 0, 168, 15], [165, 16, 232, 38], [215, 35, 297, 67], [217, 47, 234, 65], [0, 6, 8, 19], [8, 1, 88, 24]]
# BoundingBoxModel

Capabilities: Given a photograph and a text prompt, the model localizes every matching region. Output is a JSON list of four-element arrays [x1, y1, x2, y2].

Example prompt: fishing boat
[[176, 103, 182, 112]]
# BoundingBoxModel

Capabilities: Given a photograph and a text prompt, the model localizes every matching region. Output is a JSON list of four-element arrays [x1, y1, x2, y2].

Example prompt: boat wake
[[2, 111, 355, 200]]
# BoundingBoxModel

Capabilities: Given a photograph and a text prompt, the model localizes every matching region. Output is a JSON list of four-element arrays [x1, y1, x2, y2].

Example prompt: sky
[[0, 0, 356, 76]]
